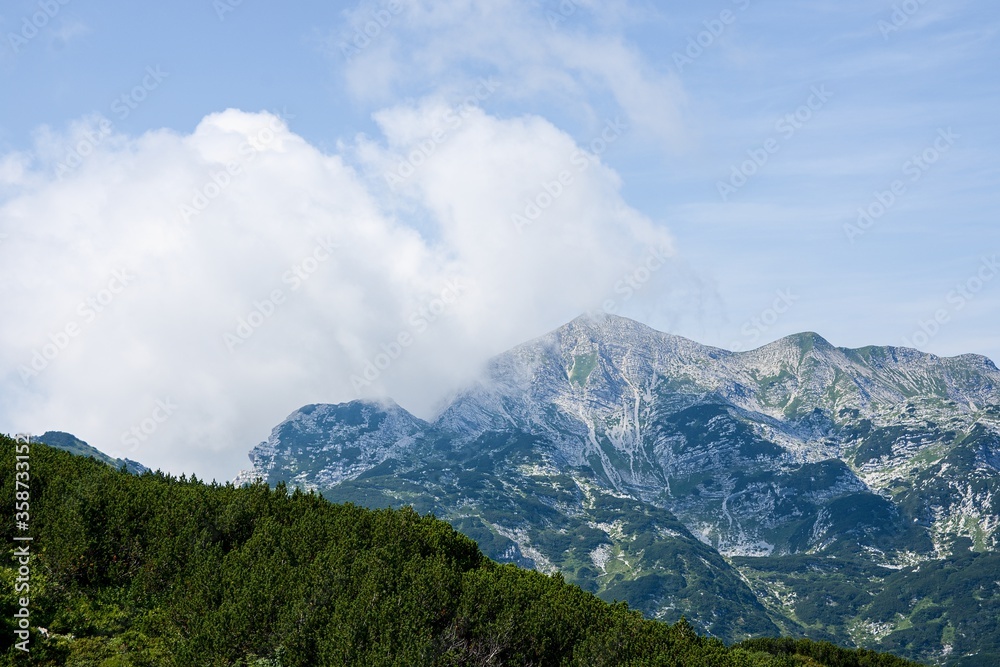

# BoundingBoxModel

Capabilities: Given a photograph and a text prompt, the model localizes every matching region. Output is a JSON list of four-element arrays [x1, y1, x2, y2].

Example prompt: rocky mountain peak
[[235, 315, 1000, 658]]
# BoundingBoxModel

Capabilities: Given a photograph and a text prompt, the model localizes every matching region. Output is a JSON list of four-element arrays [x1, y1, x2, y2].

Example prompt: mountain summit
[[238, 314, 1000, 662]]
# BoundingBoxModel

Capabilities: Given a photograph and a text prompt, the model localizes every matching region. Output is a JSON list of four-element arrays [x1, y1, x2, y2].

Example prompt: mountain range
[[0, 434, 921, 666], [27, 431, 148, 475], [236, 314, 1000, 666]]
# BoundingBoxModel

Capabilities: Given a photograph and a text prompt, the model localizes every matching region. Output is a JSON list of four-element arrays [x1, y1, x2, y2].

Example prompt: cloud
[[332, 0, 688, 150], [0, 105, 674, 481], [47, 18, 89, 52]]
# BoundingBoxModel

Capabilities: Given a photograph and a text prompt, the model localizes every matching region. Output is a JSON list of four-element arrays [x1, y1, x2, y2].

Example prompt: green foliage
[[736, 552, 1000, 665], [326, 429, 784, 642], [569, 352, 598, 386], [0, 435, 917, 666], [737, 638, 916, 667]]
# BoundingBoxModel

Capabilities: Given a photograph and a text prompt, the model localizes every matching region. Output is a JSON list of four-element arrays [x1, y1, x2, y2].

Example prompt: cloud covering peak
[[1, 105, 675, 480]]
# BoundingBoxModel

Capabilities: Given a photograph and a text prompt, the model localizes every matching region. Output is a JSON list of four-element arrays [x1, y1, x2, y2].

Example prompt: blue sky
[[1, 0, 998, 479]]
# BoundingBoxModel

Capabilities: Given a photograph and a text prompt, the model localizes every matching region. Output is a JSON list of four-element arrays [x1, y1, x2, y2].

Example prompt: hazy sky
[[2, 0, 998, 481]]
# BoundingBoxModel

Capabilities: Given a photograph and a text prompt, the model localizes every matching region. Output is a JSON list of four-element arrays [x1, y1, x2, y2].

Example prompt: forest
[[1, 434, 919, 666]]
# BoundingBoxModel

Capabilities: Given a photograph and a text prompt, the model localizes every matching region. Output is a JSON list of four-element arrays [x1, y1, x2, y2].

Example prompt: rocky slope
[[238, 314, 1000, 664]]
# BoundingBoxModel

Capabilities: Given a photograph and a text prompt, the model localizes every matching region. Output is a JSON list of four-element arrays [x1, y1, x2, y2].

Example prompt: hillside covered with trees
[[1, 435, 918, 666]]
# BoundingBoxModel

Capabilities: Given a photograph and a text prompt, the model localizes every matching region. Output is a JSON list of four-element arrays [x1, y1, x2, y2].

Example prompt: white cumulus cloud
[[0, 104, 675, 481]]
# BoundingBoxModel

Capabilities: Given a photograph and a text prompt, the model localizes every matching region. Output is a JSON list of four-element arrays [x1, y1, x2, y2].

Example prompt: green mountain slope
[[1, 435, 917, 666], [30, 431, 148, 474], [735, 550, 1000, 666], [322, 428, 783, 640], [237, 315, 1000, 664]]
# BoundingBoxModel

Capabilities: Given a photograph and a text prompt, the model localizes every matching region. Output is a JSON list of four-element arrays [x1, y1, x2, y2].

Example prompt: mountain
[[30, 431, 148, 475], [238, 314, 1000, 665], [0, 436, 919, 666]]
